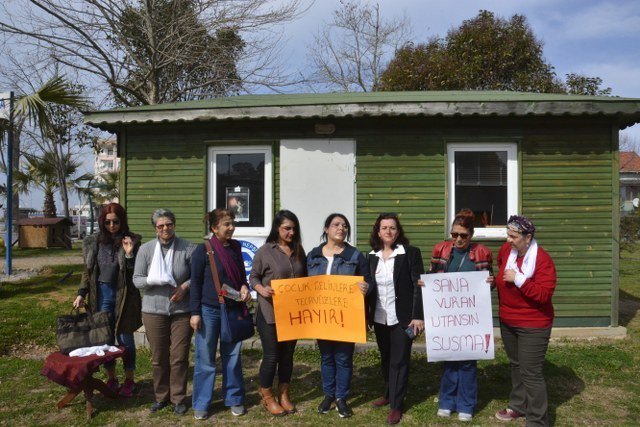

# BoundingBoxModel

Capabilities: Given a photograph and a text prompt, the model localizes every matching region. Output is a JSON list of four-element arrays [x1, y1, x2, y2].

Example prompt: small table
[[41, 348, 125, 419]]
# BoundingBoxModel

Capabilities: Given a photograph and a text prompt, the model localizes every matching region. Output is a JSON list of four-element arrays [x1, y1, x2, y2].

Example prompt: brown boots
[[259, 387, 286, 416], [278, 383, 296, 414], [259, 384, 297, 416]]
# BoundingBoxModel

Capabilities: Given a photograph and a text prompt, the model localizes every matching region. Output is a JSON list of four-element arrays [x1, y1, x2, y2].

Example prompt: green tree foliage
[[565, 73, 612, 96], [380, 10, 564, 93]]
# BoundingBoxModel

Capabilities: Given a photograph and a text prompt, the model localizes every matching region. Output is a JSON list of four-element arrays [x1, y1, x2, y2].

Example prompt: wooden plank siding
[[122, 126, 281, 243], [521, 128, 613, 326], [119, 118, 616, 328], [123, 127, 207, 242], [355, 125, 614, 327]]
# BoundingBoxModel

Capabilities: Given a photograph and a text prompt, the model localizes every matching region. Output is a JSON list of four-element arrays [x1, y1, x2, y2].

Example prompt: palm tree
[[13, 151, 91, 217], [1, 75, 87, 220], [94, 170, 120, 204]]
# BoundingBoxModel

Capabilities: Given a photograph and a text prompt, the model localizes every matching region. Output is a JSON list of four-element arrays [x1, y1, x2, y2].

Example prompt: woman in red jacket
[[494, 215, 556, 427]]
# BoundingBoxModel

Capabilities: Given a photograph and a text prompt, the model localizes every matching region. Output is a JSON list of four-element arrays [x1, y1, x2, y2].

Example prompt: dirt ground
[[0, 255, 83, 281]]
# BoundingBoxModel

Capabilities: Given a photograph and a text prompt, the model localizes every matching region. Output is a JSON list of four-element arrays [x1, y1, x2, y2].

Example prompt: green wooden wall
[[120, 117, 617, 327], [355, 122, 615, 327]]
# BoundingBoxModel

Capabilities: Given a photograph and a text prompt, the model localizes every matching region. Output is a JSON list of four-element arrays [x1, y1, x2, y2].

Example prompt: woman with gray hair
[[133, 208, 196, 416], [494, 215, 556, 426]]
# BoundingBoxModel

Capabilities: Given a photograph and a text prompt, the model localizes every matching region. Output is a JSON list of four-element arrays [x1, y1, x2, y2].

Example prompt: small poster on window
[[226, 186, 250, 222]]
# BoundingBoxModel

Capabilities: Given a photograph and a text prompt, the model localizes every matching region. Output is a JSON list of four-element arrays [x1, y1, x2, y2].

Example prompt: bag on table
[[56, 307, 113, 355], [204, 239, 255, 344]]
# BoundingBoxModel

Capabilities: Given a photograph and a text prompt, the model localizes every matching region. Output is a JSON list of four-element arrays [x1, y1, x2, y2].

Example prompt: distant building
[[94, 137, 120, 177], [620, 151, 640, 215]]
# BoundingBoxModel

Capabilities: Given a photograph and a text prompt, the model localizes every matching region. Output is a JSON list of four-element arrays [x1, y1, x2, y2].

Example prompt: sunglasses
[[104, 219, 120, 226], [156, 223, 175, 230], [450, 232, 470, 239]]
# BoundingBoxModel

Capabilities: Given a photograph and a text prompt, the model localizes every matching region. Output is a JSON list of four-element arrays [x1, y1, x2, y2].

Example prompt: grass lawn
[[0, 243, 82, 259], [0, 252, 639, 426]]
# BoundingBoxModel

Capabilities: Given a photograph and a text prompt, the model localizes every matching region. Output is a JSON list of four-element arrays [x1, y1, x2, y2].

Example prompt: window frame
[[447, 142, 519, 239], [208, 145, 272, 237]]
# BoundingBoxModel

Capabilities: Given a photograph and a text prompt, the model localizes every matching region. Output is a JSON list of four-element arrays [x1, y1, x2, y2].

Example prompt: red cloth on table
[[41, 347, 125, 392]]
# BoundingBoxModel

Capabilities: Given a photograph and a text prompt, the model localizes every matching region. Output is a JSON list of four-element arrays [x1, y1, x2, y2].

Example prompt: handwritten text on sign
[[272, 275, 366, 343], [420, 271, 494, 362]]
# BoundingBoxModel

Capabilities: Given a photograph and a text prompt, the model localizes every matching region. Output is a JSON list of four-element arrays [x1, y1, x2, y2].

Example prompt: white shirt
[[325, 256, 334, 275], [371, 245, 406, 325]]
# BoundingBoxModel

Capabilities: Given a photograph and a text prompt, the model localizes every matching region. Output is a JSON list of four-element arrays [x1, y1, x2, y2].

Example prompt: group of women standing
[[73, 203, 555, 426]]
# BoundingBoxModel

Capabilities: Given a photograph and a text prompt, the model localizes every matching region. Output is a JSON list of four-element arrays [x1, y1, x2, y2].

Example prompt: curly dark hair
[[369, 213, 409, 252]]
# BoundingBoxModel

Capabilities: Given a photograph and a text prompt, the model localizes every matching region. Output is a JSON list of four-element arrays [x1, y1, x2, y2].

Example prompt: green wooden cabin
[[85, 91, 640, 329]]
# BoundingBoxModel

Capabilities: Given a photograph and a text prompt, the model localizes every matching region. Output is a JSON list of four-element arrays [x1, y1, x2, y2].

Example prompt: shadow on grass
[[0, 271, 82, 299], [619, 290, 640, 327], [478, 360, 585, 424]]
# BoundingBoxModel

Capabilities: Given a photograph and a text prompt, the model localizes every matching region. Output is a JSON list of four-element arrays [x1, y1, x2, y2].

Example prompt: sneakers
[[174, 403, 188, 415], [372, 396, 390, 407], [335, 398, 353, 418], [149, 401, 169, 413], [193, 410, 208, 420], [458, 412, 473, 422], [495, 408, 525, 421], [230, 405, 247, 416], [437, 408, 451, 418], [119, 379, 135, 397], [106, 377, 119, 394], [318, 395, 334, 414]]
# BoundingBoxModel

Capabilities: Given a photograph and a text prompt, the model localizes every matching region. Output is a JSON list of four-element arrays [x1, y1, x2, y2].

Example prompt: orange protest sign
[[271, 275, 366, 343]]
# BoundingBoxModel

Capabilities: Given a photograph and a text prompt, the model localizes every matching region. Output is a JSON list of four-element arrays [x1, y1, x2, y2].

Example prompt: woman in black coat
[[366, 213, 424, 425]]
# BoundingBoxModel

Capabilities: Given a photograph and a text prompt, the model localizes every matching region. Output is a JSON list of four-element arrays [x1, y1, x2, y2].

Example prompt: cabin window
[[208, 145, 272, 236], [447, 143, 518, 238]]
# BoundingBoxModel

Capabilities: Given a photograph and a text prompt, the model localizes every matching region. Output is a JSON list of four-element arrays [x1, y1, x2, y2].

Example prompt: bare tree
[[0, 0, 309, 106], [307, 0, 411, 92], [620, 131, 640, 154]]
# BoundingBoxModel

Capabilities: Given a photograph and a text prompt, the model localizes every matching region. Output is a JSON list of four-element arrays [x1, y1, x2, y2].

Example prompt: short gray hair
[[151, 208, 176, 226]]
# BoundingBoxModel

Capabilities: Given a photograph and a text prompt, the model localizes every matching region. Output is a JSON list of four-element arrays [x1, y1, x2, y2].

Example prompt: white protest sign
[[420, 271, 494, 362]]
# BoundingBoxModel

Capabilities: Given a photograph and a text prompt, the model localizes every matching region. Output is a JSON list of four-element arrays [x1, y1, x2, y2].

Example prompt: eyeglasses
[[451, 232, 470, 239], [104, 219, 120, 226], [156, 223, 175, 230], [330, 223, 349, 230]]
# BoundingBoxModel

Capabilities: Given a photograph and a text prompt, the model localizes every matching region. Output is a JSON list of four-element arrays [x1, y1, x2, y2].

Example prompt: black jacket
[[366, 245, 424, 327]]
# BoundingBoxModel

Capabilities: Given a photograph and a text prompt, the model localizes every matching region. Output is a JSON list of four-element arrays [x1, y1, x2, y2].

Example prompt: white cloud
[[555, 1, 640, 40]]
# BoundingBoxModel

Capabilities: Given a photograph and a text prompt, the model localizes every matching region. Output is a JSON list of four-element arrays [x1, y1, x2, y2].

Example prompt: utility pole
[[1, 91, 14, 276]]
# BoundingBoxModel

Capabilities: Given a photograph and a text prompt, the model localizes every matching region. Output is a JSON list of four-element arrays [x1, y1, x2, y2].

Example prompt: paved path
[[0, 255, 83, 281]]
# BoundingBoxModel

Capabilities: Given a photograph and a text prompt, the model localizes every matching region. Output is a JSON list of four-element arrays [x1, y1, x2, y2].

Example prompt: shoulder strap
[[203, 239, 225, 305]]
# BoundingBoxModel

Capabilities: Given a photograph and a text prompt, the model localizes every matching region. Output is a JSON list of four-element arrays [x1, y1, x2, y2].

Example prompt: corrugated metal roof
[[84, 91, 640, 130]]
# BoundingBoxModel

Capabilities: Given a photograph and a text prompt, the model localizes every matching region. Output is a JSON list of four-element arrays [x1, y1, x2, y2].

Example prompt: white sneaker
[[437, 408, 451, 418], [458, 412, 473, 422]]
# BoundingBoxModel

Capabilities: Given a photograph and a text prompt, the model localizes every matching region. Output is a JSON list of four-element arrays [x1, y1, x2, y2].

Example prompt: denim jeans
[[98, 281, 136, 371], [192, 304, 245, 411], [438, 360, 478, 414], [317, 339, 355, 399]]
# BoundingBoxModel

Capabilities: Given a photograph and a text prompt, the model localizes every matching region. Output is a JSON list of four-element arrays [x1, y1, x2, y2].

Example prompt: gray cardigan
[[133, 236, 196, 316]]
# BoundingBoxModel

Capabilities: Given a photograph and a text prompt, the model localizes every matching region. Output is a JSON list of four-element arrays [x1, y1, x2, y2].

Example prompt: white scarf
[[505, 238, 538, 288], [147, 240, 177, 287]]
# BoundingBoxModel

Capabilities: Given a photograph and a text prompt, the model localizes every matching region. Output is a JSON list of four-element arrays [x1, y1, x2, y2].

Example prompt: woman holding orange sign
[[306, 213, 372, 419], [250, 210, 307, 416]]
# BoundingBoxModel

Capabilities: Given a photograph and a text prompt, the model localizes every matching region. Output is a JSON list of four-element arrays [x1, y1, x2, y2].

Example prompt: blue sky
[[282, 0, 640, 136], [5, 0, 640, 210]]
